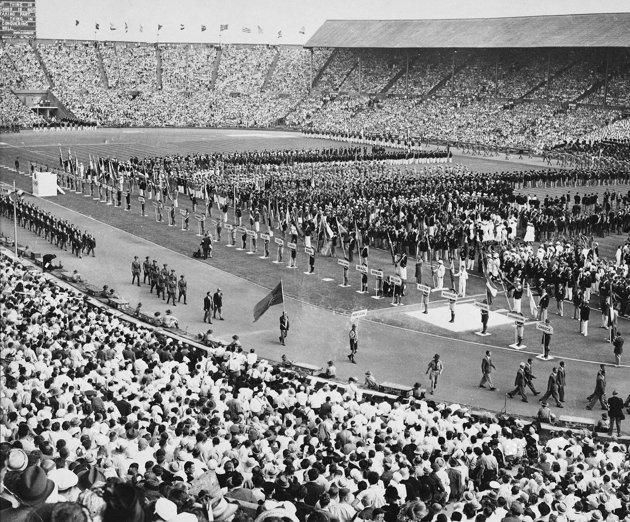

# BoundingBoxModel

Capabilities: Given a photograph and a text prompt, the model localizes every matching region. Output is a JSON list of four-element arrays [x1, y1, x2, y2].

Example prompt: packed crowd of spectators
[[292, 96, 622, 153], [2, 254, 630, 522], [0, 41, 628, 151]]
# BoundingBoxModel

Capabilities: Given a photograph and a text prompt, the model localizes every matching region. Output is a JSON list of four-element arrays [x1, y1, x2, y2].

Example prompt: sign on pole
[[261, 233, 270, 241], [417, 283, 431, 293], [536, 322, 553, 334], [350, 309, 368, 322], [474, 301, 490, 311], [390, 275, 402, 286], [338, 259, 350, 268], [287, 242, 296, 249], [305, 246, 314, 256], [355, 264, 368, 274], [275, 238, 284, 246], [371, 269, 383, 278], [441, 289, 458, 300]]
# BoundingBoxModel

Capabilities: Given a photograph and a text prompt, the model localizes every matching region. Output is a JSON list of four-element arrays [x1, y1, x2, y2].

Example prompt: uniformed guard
[[347, 324, 358, 363], [166, 275, 177, 306], [131, 256, 141, 286], [178, 275, 188, 304], [142, 256, 151, 284]]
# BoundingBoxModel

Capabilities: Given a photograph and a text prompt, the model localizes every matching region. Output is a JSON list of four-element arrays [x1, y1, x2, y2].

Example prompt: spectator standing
[[607, 390, 625, 437]]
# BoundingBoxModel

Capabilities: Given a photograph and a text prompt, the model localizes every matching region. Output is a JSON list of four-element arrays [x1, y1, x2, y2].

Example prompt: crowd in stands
[[2, 254, 630, 522], [0, 41, 629, 149]]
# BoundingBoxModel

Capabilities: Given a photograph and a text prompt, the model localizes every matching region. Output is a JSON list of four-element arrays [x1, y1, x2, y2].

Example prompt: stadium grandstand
[[1, 2, 630, 522]]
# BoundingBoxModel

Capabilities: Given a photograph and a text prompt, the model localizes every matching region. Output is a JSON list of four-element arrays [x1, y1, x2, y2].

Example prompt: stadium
[[1, 0, 630, 520]]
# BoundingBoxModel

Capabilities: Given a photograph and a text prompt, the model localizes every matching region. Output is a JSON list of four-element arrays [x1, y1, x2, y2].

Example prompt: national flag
[[157, 24, 163, 31], [336, 217, 347, 238], [201, 25, 206, 32], [386, 232, 396, 266], [124, 22, 128, 33], [139, 25, 143, 32], [527, 285, 538, 317], [354, 220, 361, 252], [219, 24, 228, 32], [298, 26, 305, 34], [95, 23, 100, 31], [75, 19, 79, 26], [253, 282, 283, 322], [109, 23, 116, 31], [277, 30, 282, 38], [242, 26, 251, 33], [180, 24, 185, 31], [257, 25, 263, 34], [485, 278, 498, 298]]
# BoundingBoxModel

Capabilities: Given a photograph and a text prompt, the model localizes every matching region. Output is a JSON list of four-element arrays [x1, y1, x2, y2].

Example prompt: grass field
[[1, 127, 629, 423]]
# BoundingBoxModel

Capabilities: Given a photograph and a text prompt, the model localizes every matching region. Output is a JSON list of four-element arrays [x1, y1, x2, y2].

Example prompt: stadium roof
[[305, 13, 630, 48]]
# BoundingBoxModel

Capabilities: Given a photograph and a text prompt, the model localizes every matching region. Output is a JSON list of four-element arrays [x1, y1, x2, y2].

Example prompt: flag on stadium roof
[[277, 30, 282, 38], [75, 20, 79, 26], [299, 26, 305, 35], [109, 23, 116, 31], [180, 24, 185, 31], [242, 26, 251, 33], [257, 25, 263, 34], [139, 25, 143, 32], [94, 23, 99, 31], [157, 24, 163, 31], [125, 22, 128, 33], [201, 25, 206, 32], [219, 24, 228, 32], [253, 282, 284, 322]]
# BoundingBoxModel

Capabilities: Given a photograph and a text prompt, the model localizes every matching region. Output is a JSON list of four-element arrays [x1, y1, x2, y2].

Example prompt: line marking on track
[[361, 317, 630, 368]]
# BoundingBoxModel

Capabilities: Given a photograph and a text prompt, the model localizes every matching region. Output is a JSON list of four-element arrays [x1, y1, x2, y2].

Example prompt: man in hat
[[607, 390, 625, 436], [131, 256, 141, 286], [348, 323, 358, 363], [425, 354, 443, 395]]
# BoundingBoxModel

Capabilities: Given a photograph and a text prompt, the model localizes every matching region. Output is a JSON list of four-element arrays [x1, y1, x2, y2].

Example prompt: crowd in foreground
[[2, 255, 630, 522]]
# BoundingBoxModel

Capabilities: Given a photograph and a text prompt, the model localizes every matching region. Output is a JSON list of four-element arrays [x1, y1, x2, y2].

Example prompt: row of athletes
[[131, 257, 188, 306]]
